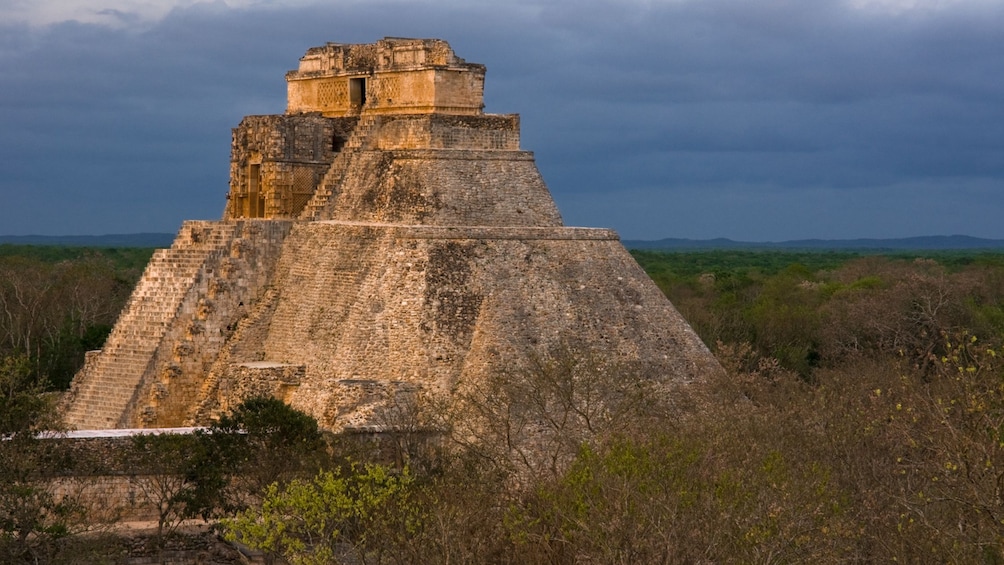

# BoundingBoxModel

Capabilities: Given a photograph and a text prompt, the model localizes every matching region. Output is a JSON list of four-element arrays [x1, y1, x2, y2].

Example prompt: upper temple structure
[[63, 38, 720, 431]]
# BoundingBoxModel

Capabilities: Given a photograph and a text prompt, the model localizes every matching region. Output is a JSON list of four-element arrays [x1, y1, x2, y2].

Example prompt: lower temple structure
[[63, 38, 719, 432]]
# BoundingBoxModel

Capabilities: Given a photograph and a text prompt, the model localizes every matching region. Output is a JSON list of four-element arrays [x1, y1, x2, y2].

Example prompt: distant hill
[[0, 233, 175, 247], [624, 235, 1004, 251]]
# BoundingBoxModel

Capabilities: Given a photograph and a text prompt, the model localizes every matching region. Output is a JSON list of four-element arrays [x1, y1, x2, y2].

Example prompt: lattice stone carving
[[379, 76, 401, 102], [318, 81, 336, 107], [290, 193, 312, 216], [292, 167, 316, 194], [290, 167, 318, 216]]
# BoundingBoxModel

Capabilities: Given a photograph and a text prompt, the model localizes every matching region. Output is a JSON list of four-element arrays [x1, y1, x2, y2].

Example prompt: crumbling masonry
[[63, 38, 720, 432]]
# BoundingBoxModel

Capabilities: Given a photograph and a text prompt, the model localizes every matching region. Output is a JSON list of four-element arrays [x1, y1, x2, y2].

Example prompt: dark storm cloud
[[1, 0, 1002, 240]]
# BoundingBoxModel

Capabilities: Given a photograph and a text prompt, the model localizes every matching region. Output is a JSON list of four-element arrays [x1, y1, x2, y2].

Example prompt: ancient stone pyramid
[[63, 38, 719, 432]]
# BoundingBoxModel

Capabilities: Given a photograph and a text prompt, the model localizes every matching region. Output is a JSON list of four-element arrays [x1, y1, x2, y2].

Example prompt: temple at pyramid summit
[[63, 38, 720, 432]]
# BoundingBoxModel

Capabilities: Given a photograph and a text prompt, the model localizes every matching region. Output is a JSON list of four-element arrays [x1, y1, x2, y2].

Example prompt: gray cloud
[[1, 0, 1002, 240]]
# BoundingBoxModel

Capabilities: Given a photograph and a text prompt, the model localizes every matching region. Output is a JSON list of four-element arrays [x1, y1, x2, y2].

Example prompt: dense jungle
[[3, 243, 1004, 563]]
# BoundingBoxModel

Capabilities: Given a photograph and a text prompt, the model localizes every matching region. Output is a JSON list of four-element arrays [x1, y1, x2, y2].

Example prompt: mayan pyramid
[[63, 38, 719, 432]]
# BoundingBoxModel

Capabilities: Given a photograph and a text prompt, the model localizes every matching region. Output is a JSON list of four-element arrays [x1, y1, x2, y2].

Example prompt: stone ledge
[[238, 361, 301, 369], [379, 149, 536, 161], [311, 221, 620, 241]]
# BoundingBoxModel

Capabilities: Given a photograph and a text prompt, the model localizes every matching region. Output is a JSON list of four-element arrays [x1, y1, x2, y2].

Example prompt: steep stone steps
[[64, 221, 238, 429], [301, 115, 379, 221]]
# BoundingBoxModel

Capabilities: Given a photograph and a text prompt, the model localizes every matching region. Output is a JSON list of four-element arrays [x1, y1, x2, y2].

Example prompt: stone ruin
[[63, 38, 720, 432]]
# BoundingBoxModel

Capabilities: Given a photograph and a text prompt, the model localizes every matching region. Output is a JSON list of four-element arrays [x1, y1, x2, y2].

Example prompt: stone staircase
[[300, 114, 379, 221], [138, 220, 293, 427], [63, 221, 237, 429]]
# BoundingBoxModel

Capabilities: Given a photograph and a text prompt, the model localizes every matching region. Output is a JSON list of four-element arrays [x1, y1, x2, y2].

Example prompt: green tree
[[0, 355, 80, 563], [222, 463, 421, 565], [125, 432, 198, 546], [0, 253, 137, 389], [183, 397, 326, 519]]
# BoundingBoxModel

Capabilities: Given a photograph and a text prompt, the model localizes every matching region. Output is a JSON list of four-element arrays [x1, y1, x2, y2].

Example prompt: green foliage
[[746, 266, 824, 377], [507, 437, 702, 563], [630, 249, 858, 279], [0, 249, 146, 390], [0, 244, 156, 271], [0, 356, 56, 437], [222, 463, 420, 565], [503, 427, 852, 564], [634, 250, 1004, 375], [0, 355, 81, 563], [125, 432, 199, 544], [183, 397, 326, 519]]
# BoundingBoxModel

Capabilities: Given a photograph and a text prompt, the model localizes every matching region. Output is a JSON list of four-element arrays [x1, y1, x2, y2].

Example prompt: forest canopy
[[0, 245, 152, 389]]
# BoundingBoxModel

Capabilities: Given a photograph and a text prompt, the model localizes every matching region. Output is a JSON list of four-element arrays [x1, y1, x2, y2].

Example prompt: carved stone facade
[[226, 114, 355, 219], [63, 38, 720, 432], [286, 38, 485, 117]]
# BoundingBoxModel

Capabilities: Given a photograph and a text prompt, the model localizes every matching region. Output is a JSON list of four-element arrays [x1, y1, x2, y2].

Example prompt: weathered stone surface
[[193, 223, 717, 430], [226, 114, 357, 219], [286, 38, 485, 117], [63, 38, 719, 432], [63, 220, 292, 429]]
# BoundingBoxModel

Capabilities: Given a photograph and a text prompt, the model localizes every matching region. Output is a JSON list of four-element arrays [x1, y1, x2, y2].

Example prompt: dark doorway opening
[[349, 78, 367, 108], [332, 134, 347, 153], [248, 163, 262, 218]]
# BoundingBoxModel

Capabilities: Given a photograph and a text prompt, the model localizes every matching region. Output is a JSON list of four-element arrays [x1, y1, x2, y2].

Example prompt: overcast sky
[[1, 0, 1002, 241]]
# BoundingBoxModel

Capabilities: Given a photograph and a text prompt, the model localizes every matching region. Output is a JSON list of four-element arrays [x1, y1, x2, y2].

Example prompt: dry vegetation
[[3, 246, 1004, 563]]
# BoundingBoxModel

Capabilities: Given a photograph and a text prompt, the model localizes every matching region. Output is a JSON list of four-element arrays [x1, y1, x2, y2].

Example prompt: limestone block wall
[[297, 71, 467, 117], [193, 221, 718, 431], [433, 69, 485, 110], [320, 149, 562, 226], [286, 76, 360, 116], [51, 475, 161, 523], [373, 114, 520, 151], [215, 362, 305, 416], [47, 435, 200, 524], [230, 114, 340, 162], [227, 115, 356, 219], [293, 42, 377, 75], [291, 38, 468, 78], [367, 68, 484, 115]]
